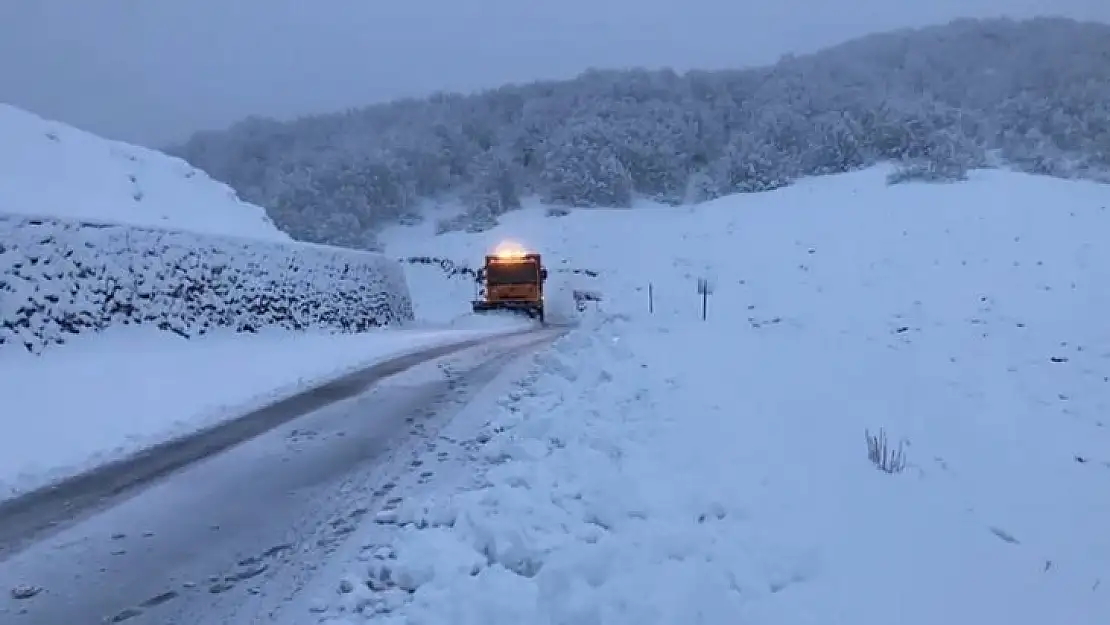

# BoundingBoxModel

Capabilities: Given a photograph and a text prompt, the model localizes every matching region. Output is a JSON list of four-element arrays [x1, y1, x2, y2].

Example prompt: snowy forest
[[171, 17, 1110, 248]]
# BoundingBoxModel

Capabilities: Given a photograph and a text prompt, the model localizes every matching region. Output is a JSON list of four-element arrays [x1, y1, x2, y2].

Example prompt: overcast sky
[[1, 0, 1106, 147]]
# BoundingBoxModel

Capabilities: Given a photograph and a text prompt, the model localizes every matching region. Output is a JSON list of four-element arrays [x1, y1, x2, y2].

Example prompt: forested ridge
[[171, 16, 1110, 248]]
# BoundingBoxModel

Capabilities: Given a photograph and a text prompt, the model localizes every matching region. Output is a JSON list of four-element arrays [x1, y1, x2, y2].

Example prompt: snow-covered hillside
[[312, 165, 1110, 624], [0, 103, 287, 241]]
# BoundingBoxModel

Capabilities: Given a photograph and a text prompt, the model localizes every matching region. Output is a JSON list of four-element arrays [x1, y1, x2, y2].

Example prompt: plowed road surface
[[0, 328, 565, 625]]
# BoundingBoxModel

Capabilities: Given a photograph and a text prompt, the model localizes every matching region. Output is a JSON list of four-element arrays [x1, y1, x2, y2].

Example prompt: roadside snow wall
[[0, 213, 414, 354]]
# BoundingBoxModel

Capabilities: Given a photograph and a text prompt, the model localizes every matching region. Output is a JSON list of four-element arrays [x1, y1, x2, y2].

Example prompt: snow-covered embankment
[[0, 214, 414, 354]]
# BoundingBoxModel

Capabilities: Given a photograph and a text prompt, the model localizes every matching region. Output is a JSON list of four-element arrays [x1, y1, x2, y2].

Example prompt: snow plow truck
[[472, 241, 548, 323]]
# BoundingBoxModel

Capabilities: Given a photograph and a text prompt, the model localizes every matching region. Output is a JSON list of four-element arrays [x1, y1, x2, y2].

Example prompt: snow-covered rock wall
[[0, 214, 413, 354]]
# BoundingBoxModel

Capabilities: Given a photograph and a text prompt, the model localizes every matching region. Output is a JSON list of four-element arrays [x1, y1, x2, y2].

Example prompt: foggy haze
[[1, 0, 1106, 147]]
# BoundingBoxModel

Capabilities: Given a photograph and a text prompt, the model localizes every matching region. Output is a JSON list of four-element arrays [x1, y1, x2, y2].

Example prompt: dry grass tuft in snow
[[865, 427, 908, 474]]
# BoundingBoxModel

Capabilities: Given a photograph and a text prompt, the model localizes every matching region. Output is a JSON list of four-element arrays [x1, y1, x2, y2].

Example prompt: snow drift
[[0, 103, 288, 240]]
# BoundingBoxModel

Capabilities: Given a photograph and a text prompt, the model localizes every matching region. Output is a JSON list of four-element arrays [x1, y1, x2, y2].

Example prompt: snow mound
[[541, 270, 592, 326], [0, 103, 287, 241]]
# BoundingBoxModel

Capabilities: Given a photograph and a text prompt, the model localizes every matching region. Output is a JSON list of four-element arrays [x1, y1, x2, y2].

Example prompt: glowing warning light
[[492, 240, 528, 259]]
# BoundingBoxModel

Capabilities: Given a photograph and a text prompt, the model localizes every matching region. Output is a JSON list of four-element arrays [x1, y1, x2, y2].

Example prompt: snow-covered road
[[0, 328, 564, 625]]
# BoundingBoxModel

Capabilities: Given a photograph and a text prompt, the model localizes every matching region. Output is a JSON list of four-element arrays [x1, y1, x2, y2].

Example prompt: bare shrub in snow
[[883, 159, 972, 184], [434, 214, 465, 235], [865, 428, 907, 474], [886, 160, 972, 185]]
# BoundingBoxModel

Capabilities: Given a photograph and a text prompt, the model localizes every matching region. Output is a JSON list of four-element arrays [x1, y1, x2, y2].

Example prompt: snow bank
[[0, 103, 287, 240], [0, 214, 413, 354], [324, 165, 1110, 623], [0, 324, 516, 502]]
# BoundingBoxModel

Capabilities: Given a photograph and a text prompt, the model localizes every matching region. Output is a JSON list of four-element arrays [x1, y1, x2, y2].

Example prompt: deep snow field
[[304, 165, 1110, 624]]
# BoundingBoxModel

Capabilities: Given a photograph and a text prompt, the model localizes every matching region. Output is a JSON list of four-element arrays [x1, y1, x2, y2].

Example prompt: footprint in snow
[[109, 606, 143, 622], [989, 526, 1020, 544]]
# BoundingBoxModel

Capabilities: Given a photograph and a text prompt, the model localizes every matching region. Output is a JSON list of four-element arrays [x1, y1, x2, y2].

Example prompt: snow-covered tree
[[167, 16, 1110, 246], [539, 117, 634, 208]]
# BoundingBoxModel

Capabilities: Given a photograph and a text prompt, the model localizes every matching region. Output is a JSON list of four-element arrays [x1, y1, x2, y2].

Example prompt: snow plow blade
[[472, 300, 545, 324]]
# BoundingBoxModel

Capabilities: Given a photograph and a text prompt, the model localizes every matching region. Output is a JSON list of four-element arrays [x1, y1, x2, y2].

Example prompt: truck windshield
[[487, 262, 538, 285]]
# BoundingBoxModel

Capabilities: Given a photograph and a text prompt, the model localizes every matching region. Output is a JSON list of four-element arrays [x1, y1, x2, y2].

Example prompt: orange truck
[[471, 242, 548, 323]]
